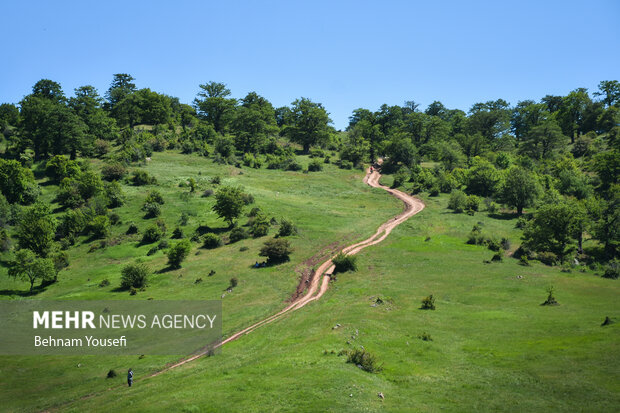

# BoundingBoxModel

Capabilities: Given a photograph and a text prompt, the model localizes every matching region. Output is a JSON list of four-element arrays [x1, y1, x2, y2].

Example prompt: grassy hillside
[[0, 151, 400, 412], [45, 190, 619, 412]]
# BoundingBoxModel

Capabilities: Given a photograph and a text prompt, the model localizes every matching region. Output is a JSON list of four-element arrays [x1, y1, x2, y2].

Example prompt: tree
[[500, 166, 540, 215], [466, 157, 502, 197], [557, 88, 591, 142], [193, 81, 236, 133], [592, 151, 620, 191], [69, 85, 119, 144], [594, 80, 620, 107], [31, 79, 65, 103], [120, 262, 150, 289], [467, 99, 511, 142], [113, 88, 173, 127], [8, 249, 56, 292], [212, 186, 246, 226], [231, 92, 278, 153], [259, 238, 293, 263], [283, 98, 331, 153], [105, 74, 136, 110], [0, 159, 37, 204], [17, 202, 57, 257], [519, 119, 566, 160], [383, 134, 417, 168], [167, 239, 192, 268], [522, 202, 578, 260]]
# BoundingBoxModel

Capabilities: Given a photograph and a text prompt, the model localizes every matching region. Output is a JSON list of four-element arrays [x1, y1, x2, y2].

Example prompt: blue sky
[[1, 0, 618, 129]]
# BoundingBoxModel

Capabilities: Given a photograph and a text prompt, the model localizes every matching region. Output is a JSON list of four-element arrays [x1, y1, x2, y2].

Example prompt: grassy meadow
[[10, 168, 616, 412]]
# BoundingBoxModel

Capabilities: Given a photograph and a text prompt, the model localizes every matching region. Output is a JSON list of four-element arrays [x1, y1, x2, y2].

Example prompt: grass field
[[32, 186, 620, 411], [0, 151, 398, 412]]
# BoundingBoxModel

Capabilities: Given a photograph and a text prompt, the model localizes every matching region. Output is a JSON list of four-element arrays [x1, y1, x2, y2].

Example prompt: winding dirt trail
[[51, 165, 425, 410], [151, 164, 425, 376]]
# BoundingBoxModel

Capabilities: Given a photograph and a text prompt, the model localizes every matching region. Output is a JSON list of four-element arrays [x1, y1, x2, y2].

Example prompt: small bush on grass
[[106, 369, 117, 379], [420, 294, 436, 310], [308, 159, 323, 172], [346, 348, 382, 373], [126, 222, 139, 235], [142, 202, 161, 218], [277, 218, 297, 237], [418, 332, 433, 341], [211, 176, 221, 185], [491, 252, 503, 262], [171, 227, 184, 239], [602, 260, 619, 279], [203, 233, 222, 249], [99, 278, 110, 287], [229, 227, 249, 243], [536, 251, 558, 266], [167, 239, 192, 268], [250, 214, 270, 237], [259, 238, 293, 263], [141, 225, 163, 244], [332, 253, 357, 273], [131, 170, 157, 186], [228, 277, 238, 290], [120, 262, 150, 289], [541, 286, 559, 306], [101, 163, 127, 181], [448, 190, 467, 212], [202, 189, 214, 198]]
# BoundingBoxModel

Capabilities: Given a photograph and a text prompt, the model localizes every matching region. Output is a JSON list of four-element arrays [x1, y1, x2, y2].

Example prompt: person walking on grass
[[127, 368, 133, 387]]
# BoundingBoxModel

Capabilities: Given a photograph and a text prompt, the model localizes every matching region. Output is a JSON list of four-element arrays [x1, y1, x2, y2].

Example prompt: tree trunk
[[303, 143, 310, 154]]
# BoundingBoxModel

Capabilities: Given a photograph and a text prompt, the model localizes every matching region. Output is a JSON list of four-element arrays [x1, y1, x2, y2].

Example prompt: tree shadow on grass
[[0, 283, 49, 297], [157, 265, 178, 274], [488, 212, 518, 220], [195, 225, 229, 236]]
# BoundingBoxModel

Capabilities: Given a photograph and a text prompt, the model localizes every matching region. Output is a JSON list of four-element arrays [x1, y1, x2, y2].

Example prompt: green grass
[[0, 151, 398, 412], [39, 193, 620, 412], [1, 158, 618, 412]]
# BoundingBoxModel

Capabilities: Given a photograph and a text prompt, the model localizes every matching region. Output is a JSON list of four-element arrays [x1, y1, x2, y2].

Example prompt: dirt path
[[150, 165, 425, 375], [51, 166, 425, 410]]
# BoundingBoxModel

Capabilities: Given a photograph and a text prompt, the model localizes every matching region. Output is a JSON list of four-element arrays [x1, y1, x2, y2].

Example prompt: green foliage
[[541, 286, 559, 306], [277, 218, 297, 237], [141, 225, 163, 244], [167, 239, 192, 268], [500, 166, 539, 215], [522, 202, 579, 260], [466, 195, 480, 214], [213, 186, 246, 226], [17, 202, 57, 257], [45, 155, 81, 181], [259, 238, 293, 263], [0, 159, 38, 204], [282, 97, 331, 153], [466, 157, 502, 197], [101, 163, 127, 181], [602, 260, 619, 279], [88, 215, 110, 239], [8, 249, 56, 292], [448, 190, 467, 212], [141, 202, 161, 218], [104, 181, 125, 208], [420, 294, 436, 310], [250, 213, 270, 237], [308, 159, 323, 172], [332, 252, 357, 273], [131, 170, 157, 186], [229, 226, 249, 243], [120, 262, 150, 290], [346, 348, 382, 373], [202, 233, 223, 249]]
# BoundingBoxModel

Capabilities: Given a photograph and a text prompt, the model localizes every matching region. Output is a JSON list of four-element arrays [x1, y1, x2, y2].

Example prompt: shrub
[[105, 181, 125, 208], [241, 193, 255, 205], [536, 251, 558, 266], [491, 252, 503, 262], [339, 160, 353, 170], [229, 226, 249, 243], [500, 237, 511, 250], [250, 214, 270, 237], [99, 278, 110, 287], [286, 160, 303, 171], [202, 189, 214, 198], [466, 195, 480, 213], [144, 190, 165, 205], [126, 222, 139, 235], [277, 218, 297, 237], [448, 190, 467, 213], [392, 168, 409, 188], [141, 225, 163, 244], [346, 348, 382, 373], [247, 207, 261, 217], [120, 262, 150, 289], [89, 215, 110, 239], [308, 159, 323, 172], [602, 260, 619, 279], [259, 238, 293, 263], [171, 227, 184, 239], [106, 369, 117, 379], [485, 237, 502, 252], [519, 255, 530, 266], [211, 175, 221, 185], [420, 294, 436, 310], [418, 332, 433, 341], [142, 202, 161, 218], [131, 170, 156, 186], [101, 163, 127, 181], [541, 286, 559, 306], [229, 277, 238, 290], [332, 252, 357, 273], [202, 233, 222, 249], [167, 239, 192, 268]]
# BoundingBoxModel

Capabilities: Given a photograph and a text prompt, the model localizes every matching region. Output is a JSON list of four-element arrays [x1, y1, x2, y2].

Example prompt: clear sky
[[1, 0, 618, 129]]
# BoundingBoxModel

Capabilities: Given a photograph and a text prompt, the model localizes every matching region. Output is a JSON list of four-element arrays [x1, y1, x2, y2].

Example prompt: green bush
[[602, 260, 619, 279], [229, 227, 249, 243], [536, 251, 558, 266], [332, 252, 357, 273], [346, 348, 382, 373], [131, 170, 157, 186], [141, 225, 163, 244], [339, 160, 353, 170], [88, 215, 110, 239], [466, 195, 480, 213], [250, 214, 270, 237], [448, 190, 467, 212], [259, 238, 293, 263], [171, 227, 184, 239], [144, 190, 164, 205], [101, 163, 127, 181], [141, 202, 161, 218], [104, 181, 125, 208], [308, 159, 323, 172], [286, 160, 302, 171], [277, 218, 297, 237], [126, 222, 139, 235], [203, 233, 222, 249], [167, 239, 192, 268], [120, 262, 150, 289], [420, 294, 436, 310]]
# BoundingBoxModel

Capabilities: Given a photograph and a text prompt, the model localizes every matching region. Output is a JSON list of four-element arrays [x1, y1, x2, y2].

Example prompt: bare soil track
[[50, 165, 424, 411]]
